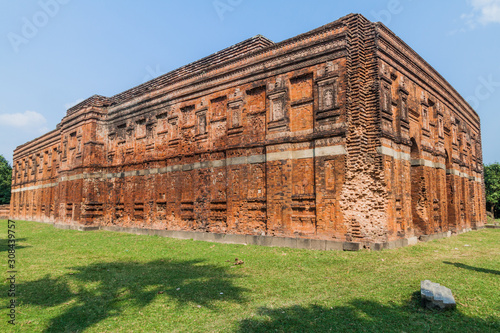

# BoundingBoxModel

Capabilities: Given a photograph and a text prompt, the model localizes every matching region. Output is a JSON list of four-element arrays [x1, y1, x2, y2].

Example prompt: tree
[[0, 155, 12, 204], [484, 163, 500, 218]]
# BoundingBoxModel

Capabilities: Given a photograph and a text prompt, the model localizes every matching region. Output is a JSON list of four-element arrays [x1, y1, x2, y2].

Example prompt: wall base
[[0, 220, 469, 251]]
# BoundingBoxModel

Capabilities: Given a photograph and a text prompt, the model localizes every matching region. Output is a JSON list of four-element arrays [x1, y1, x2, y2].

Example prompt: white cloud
[[0, 110, 47, 130], [463, 0, 500, 28], [64, 98, 84, 110], [0, 111, 51, 163]]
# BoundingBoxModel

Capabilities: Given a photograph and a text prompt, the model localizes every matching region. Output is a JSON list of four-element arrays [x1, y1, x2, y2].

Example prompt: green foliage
[[0, 155, 12, 204], [0, 221, 499, 332], [484, 163, 500, 217]]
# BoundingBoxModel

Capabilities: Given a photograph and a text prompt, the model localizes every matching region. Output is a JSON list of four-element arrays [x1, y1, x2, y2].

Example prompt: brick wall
[[10, 14, 486, 244]]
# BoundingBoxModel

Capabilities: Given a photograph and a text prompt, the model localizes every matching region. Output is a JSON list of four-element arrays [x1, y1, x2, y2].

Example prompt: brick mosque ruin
[[10, 14, 486, 249]]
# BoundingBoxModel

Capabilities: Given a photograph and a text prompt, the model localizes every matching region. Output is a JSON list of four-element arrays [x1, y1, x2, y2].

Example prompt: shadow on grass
[[13, 259, 247, 332], [443, 261, 500, 276], [0, 237, 30, 252], [238, 293, 500, 333]]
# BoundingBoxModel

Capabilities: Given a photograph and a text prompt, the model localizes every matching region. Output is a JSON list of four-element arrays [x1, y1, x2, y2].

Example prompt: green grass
[[487, 216, 500, 225], [486, 215, 500, 225], [1, 220, 499, 333]]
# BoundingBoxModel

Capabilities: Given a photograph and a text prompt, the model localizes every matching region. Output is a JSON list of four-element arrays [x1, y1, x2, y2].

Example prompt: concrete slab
[[343, 242, 362, 251], [309, 239, 326, 251], [271, 236, 298, 249], [296, 238, 312, 249], [325, 240, 343, 251], [407, 236, 419, 246]]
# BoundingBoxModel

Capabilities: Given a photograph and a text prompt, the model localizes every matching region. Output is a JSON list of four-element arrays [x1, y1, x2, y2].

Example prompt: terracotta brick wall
[[0, 204, 9, 219], [10, 14, 486, 244]]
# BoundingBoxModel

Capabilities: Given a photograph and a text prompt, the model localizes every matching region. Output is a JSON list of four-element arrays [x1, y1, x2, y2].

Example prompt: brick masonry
[[0, 204, 9, 219], [9, 14, 486, 248]]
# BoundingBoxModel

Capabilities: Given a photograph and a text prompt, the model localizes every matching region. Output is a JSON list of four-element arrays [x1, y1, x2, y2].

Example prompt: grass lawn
[[1, 220, 499, 332], [486, 215, 500, 225]]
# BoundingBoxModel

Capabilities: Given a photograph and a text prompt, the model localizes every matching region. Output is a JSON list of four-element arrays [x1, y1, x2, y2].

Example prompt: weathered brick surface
[[0, 204, 9, 219], [10, 14, 486, 244]]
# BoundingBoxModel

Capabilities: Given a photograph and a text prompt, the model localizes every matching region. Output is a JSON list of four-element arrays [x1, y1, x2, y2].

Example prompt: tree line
[[484, 163, 500, 219], [0, 155, 12, 205]]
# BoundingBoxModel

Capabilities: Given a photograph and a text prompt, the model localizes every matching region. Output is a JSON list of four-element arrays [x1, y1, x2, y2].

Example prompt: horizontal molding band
[[13, 144, 347, 193], [377, 146, 481, 183], [12, 182, 58, 193], [411, 159, 446, 170], [377, 146, 411, 161], [266, 145, 346, 162]]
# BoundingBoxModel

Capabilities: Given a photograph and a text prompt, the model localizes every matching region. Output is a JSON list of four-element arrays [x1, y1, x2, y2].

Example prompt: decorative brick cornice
[[375, 25, 479, 131]]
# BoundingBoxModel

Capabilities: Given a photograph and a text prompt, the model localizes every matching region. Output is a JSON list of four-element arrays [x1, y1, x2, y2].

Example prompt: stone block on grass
[[420, 280, 456, 310]]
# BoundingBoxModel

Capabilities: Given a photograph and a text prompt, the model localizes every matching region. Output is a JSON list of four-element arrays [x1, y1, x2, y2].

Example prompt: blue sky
[[1, 0, 499, 165]]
